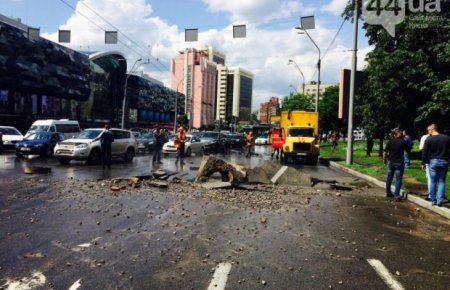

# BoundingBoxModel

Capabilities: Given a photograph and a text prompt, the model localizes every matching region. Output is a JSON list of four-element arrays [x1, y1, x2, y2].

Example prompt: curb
[[324, 158, 450, 220]]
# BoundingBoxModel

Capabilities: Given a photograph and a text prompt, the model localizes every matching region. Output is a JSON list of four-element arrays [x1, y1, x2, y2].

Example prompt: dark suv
[[200, 131, 230, 153], [227, 133, 246, 149]]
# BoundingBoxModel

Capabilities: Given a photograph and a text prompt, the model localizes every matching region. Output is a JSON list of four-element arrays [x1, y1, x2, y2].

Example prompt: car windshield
[[77, 130, 102, 139], [132, 132, 141, 138], [142, 133, 154, 139], [288, 128, 314, 137], [229, 134, 242, 140], [28, 125, 49, 133], [0, 128, 21, 135], [202, 132, 219, 138], [25, 133, 50, 141]]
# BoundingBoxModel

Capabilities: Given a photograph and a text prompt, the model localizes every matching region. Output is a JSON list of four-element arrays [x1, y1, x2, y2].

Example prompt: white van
[[26, 119, 81, 140]]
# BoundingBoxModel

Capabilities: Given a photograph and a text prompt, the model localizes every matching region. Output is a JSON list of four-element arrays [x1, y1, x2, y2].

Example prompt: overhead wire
[[57, 0, 168, 73], [304, 17, 347, 83], [76, 0, 170, 72]]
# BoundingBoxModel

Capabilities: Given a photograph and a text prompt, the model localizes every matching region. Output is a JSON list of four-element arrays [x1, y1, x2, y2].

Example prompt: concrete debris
[[201, 181, 233, 190], [195, 155, 247, 183], [145, 181, 169, 189]]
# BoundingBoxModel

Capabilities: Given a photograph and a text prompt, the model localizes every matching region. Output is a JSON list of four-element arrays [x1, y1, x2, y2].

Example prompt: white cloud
[[38, 0, 371, 112], [322, 0, 349, 16], [202, 0, 314, 25]]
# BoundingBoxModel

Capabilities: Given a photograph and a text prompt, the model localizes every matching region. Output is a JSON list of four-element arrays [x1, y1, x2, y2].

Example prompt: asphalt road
[[0, 147, 449, 290]]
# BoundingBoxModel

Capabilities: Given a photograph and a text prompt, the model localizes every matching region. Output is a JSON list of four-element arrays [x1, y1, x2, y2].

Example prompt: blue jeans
[[386, 162, 404, 197], [404, 151, 411, 167], [428, 159, 448, 204]]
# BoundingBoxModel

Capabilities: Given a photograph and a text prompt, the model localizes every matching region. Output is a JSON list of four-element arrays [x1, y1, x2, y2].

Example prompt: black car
[[201, 131, 230, 153], [15, 132, 61, 157], [135, 132, 156, 152], [227, 133, 246, 149]]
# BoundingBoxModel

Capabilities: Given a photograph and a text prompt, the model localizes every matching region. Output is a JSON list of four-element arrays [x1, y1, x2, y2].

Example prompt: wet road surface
[[0, 146, 449, 289]]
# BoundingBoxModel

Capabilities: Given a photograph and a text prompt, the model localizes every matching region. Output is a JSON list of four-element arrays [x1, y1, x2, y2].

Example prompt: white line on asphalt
[[271, 165, 288, 184], [68, 279, 82, 290], [367, 259, 405, 290], [207, 262, 232, 290]]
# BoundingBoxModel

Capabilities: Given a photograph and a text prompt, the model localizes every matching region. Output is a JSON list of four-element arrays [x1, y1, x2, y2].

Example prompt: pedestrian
[[100, 124, 114, 169], [270, 128, 283, 159], [366, 136, 374, 157], [402, 129, 412, 168], [419, 128, 431, 200], [421, 124, 450, 206], [245, 131, 254, 158], [329, 131, 338, 149], [175, 125, 186, 163], [383, 128, 408, 201], [152, 128, 165, 164]]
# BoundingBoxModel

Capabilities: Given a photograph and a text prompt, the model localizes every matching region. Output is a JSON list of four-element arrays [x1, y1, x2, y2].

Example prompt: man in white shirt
[[419, 130, 431, 200]]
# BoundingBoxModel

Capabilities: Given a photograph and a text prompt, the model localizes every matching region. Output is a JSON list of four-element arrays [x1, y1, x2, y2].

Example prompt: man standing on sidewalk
[[421, 124, 450, 206], [419, 129, 431, 200], [383, 128, 408, 201]]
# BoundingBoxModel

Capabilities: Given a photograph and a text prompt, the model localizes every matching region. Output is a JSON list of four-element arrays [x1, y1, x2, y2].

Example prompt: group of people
[[383, 124, 449, 206]]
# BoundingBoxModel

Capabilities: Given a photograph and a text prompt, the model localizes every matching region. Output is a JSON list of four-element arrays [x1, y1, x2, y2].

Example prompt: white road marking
[[3, 271, 46, 290], [77, 243, 91, 248], [270, 166, 288, 184], [207, 262, 232, 290], [367, 259, 405, 290], [68, 279, 82, 290]]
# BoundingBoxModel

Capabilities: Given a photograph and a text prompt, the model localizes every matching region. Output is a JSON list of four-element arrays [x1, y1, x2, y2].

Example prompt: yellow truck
[[280, 110, 319, 165]]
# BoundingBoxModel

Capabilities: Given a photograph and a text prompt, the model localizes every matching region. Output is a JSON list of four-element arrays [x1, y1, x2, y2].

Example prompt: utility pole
[[346, 0, 359, 165]]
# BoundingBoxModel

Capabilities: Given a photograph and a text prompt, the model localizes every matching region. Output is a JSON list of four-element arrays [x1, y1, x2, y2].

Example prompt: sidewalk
[[324, 159, 450, 220]]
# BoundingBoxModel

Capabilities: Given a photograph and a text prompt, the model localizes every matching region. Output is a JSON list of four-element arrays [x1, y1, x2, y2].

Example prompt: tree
[[249, 110, 259, 125], [344, 0, 450, 140], [281, 93, 314, 111], [318, 85, 346, 135]]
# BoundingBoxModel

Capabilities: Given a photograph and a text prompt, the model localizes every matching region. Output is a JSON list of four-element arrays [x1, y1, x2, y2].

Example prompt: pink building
[[171, 48, 217, 129]]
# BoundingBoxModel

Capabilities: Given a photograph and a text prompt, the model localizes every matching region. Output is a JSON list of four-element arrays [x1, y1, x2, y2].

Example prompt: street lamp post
[[287, 59, 305, 95], [296, 16, 321, 112], [121, 58, 142, 129]]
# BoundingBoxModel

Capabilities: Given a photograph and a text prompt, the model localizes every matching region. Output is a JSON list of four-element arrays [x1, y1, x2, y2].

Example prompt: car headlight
[[76, 143, 88, 149]]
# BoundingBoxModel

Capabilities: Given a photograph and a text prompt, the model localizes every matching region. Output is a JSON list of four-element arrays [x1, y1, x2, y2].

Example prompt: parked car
[[200, 131, 230, 153], [255, 134, 269, 145], [136, 132, 156, 152], [0, 126, 24, 150], [54, 128, 137, 165], [162, 134, 205, 156], [15, 132, 61, 157], [227, 133, 246, 149]]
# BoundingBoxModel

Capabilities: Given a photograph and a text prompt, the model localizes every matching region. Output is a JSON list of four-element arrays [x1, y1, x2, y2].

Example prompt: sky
[[0, 0, 372, 111]]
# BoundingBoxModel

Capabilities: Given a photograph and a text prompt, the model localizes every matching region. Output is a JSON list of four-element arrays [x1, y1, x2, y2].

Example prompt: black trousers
[[102, 144, 112, 167]]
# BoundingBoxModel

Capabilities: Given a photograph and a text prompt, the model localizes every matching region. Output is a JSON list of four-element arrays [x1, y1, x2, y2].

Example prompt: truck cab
[[281, 111, 319, 165]]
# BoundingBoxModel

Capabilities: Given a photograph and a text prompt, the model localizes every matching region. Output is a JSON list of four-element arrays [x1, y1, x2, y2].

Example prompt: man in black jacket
[[100, 124, 114, 169], [421, 124, 450, 206], [383, 128, 408, 201]]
